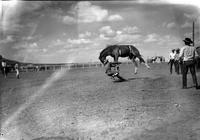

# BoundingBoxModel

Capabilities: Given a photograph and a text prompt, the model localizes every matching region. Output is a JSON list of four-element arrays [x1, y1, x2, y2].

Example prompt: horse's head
[[99, 47, 110, 64], [99, 53, 106, 64]]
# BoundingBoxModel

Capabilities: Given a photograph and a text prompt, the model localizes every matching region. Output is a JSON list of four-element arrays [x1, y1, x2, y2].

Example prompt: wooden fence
[[17, 62, 133, 72]]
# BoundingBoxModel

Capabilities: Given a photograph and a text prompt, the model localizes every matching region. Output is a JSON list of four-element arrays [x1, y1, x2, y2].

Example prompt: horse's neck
[[103, 50, 111, 57]]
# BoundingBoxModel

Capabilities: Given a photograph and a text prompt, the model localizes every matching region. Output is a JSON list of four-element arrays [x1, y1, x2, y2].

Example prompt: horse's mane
[[99, 47, 108, 57], [99, 44, 116, 59]]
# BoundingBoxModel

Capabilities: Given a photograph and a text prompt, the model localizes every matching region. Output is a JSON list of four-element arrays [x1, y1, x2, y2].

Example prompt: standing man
[[14, 63, 20, 79], [179, 37, 199, 89], [174, 48, 180, 74], [169, 49, 176, 74], [1, 60, 7, 78]]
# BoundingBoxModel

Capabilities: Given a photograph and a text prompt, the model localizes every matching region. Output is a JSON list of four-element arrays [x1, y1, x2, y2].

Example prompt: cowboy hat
[[183, 38, 193, 44]]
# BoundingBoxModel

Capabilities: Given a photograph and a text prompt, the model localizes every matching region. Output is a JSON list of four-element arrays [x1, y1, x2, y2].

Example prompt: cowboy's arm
[[194, 49, 199, 58], [179, 48, 184, 59], [169, 53, 172, 60], [168, 53, 172, 64]]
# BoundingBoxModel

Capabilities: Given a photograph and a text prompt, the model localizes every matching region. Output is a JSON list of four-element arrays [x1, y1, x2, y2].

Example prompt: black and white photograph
[[1, 0, 200, 140]]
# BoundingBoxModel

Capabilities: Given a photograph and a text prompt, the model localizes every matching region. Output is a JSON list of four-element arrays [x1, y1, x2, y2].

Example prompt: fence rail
[[13, 62, 133, 72]]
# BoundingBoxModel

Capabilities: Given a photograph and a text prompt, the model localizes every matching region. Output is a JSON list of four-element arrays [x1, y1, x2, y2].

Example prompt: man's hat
[[183, 38, 193, 44]]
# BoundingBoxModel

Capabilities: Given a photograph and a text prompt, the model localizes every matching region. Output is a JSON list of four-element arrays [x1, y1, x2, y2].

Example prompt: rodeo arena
[[1, 1, 200, 140]]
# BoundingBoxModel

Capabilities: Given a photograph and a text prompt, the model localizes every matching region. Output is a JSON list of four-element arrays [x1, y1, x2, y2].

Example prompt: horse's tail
[[129, 45, 145, 63], [138, 56, 146, 64]]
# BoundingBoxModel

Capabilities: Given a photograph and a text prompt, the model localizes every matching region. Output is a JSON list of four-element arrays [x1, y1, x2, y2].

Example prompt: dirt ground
[[0, 63, 200, 140]]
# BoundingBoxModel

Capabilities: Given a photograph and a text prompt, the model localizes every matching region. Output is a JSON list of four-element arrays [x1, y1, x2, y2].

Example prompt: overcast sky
[[0, 0, 200, 63]]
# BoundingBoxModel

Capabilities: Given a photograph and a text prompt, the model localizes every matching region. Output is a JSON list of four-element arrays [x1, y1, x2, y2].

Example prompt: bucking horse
[[99, 44, 150, 74]]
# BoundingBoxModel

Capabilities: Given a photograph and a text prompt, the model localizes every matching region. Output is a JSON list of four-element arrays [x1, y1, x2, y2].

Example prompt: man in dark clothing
[[179, 37, 199, 89]]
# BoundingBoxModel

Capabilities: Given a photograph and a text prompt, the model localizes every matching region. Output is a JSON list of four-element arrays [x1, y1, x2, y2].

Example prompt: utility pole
[[193, 21, 195, 46]]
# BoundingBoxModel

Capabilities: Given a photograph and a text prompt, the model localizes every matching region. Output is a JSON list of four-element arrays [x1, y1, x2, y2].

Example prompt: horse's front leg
[[132, 58, 138, 74]]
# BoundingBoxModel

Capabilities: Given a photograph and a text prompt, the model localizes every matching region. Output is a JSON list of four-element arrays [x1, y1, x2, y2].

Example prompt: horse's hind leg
[[132, 58, 138, 74], [144, 61, 150, 69], [139, 57, 150, 69]]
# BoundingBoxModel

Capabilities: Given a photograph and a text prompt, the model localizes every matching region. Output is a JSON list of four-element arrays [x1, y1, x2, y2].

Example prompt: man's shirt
[[169, 52, 175, 60], [179, 45, 198, 61], [1, 62, 6, 67], [174, 53, 180, 61]]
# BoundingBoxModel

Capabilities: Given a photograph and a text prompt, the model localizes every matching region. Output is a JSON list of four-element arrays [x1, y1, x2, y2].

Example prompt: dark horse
[[99, 44, 150, 74]]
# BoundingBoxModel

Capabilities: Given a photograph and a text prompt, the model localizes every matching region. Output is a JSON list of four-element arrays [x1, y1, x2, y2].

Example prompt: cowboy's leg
[[182, 63, 188, 88], [1, 68, 3, 75], [113, 56, 119, 72], [180, 63, 182, 74], [175, 61, 177, 73], [175, 61, 179, 74], [174, 61, 177, 73], [2, 67, 5, 76], [16, 69, 19, 79], [18, 69, 20, 78], [170, 60, 174, 74], [1, 68, 4, 75], [6, 67, 8, 76], [172, 60, 175, 72], [177, 61, 180, 74], [107, 71, 115, 76], [4, 67, 7, 78], [115, 65, 119, 72], [189, 63, 198, 87], [106, 71, 115, 80], [173, 60, 176, 71], [180, 60, 183, 74], [170, 60, 172, 74]]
